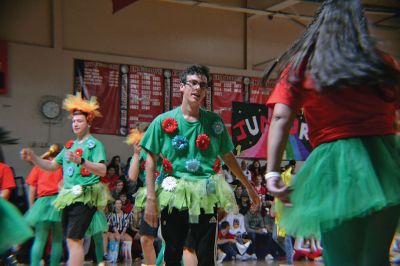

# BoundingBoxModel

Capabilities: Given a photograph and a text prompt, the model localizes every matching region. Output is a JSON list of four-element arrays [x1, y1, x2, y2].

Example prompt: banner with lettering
[[212, 74, 244, 135], [231, 102, 312, 160], [74, 60, 121, 135], [126, 65, 164, 129]]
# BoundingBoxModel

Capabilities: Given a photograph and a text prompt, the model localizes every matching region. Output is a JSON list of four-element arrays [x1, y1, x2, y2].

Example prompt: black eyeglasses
[[185, 80, 209, 90]]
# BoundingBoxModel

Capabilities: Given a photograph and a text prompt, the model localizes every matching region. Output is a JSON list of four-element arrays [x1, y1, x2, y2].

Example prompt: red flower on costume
[[75, 148, 83, 157], [65, 140, 74, 149], [162, 158, 173, 173], [162, 118, 178, 134], [140, 160, 146, 170], [213, 158, 221, 173], [155, 170, 160, 177], [80, 167, 90, 176], [196, 134, 210, 150]]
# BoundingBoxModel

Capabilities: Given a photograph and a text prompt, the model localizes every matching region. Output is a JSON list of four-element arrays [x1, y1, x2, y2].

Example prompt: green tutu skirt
[[85, 210, 108, 236], [25, 195, 61, 226], [135, 174, 238, 223], [0, 198, 33, 254], [280, 135, 400, 239], [53, 182, 111, 210]]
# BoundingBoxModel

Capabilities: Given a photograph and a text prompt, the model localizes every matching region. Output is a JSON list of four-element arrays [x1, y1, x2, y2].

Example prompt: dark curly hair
[[180, 64, 211, 84], [262, 0, 399, 98]]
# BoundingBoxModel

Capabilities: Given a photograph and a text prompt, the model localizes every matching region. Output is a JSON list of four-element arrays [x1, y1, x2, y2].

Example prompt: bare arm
[[128, 143, 141, 181], [222, 152, 260, 207], [28, 185, 37, 207], [1, 189, 12, 200], [80, 159, 106, 177], [266, 103, 296, 201], [64, 150, 106, 177], [21, 148, 60, 171], [144, 152, 158, 228]]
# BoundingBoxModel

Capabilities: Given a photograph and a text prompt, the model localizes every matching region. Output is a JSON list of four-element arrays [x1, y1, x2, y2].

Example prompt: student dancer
[[21, 92, 108, 265], [139, 64, 260, 266], [24, 144, 63, 266], [127, 127, 164, 266], [263, 1, 400, 265]]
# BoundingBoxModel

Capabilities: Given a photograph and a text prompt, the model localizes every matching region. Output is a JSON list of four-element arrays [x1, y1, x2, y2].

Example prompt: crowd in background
[[1, 155, 399, 264]]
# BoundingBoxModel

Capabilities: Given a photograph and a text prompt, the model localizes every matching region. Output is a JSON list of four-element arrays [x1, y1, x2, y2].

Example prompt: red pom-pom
[[162, 118, 178, 134], [213, 158, 221, 173], [75, 148, 83, 157], [140, 160, 146, 170], [162, 158, 173, 173], [65, 140, 74, 149], [196, 134, 210, 150], [80, 167, 90, 176]]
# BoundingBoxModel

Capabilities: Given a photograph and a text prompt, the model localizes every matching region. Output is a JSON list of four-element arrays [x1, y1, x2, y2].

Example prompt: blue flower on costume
[[172, 135, 188, 151], [185, 159, 200, 173], [87, 140, 96, 149], [67, 166, 74, 177], [206, 179, 216, 194], [156, 173, 167, 185], [212, 121, 224, 135]]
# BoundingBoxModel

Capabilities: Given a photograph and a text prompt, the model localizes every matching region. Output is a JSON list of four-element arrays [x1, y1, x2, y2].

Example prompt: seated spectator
[[240, 160, 252, 181], [248, 160, 265, 183], [222, 164, 234, 184], [217, 221, 253, 261], [111, 180, 125, 200], [101, 165, 120, 190], [245, 204, 284, 260], [253, 175, 267, 197], [109, 155, 124, 176], [239, 190, 250, 215], [107, 199, 133, 263], [234, 185, 243, 205], [223, 212, 247, 237], [120, 193, 133, 214]]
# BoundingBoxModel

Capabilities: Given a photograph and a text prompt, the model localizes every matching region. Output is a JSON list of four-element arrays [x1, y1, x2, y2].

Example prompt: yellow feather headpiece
[[125, 128, 144, 145], [63, 92, 102, 121]]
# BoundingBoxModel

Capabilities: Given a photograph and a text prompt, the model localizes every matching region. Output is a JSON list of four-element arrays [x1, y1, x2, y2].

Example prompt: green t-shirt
[[55, 135, 106, 188], [140, 107, 233, 180]]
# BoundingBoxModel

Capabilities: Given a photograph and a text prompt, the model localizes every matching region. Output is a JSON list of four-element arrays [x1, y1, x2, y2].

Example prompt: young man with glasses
[[138, 64, 260, 266]]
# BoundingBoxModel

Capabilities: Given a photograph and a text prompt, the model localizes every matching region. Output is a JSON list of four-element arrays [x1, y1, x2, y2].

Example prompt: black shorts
[[139, 211, 159, 238], [161, 207, 218, 266], [62, 202, 97, 239]]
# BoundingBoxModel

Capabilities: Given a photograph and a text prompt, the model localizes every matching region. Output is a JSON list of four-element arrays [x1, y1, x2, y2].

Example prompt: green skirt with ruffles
[[25, 195, 61, 226], [85, 210, 108, 236], [0, 198, 33, 254], [53, 182, 111, 210], [279, 135, 400, 239], [135, 174, 238, 223]]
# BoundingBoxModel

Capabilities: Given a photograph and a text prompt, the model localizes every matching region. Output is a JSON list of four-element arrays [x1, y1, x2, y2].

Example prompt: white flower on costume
[[161, 176, 177, 192], [71, 185, 83, 196]]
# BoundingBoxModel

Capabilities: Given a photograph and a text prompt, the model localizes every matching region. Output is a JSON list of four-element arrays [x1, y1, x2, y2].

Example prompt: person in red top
[[24, 144, 63, 266], [263, 1, 400, 265], [0, 162, 16, 200], [0, 161, 32, 256], [100, 165, 119, 190]]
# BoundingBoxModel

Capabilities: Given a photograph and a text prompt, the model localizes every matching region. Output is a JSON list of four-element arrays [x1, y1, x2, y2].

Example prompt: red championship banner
[[128, 66, 164, 128], [0, 40, 8, 95], [171, 69, 183, 110], [75, 60, 121, 135], [249, 77, 275, 104], [212, 74, 244, 135]]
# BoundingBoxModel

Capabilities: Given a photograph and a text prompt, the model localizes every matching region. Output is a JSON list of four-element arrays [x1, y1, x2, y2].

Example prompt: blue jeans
[[272, 223, 293, 264]]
